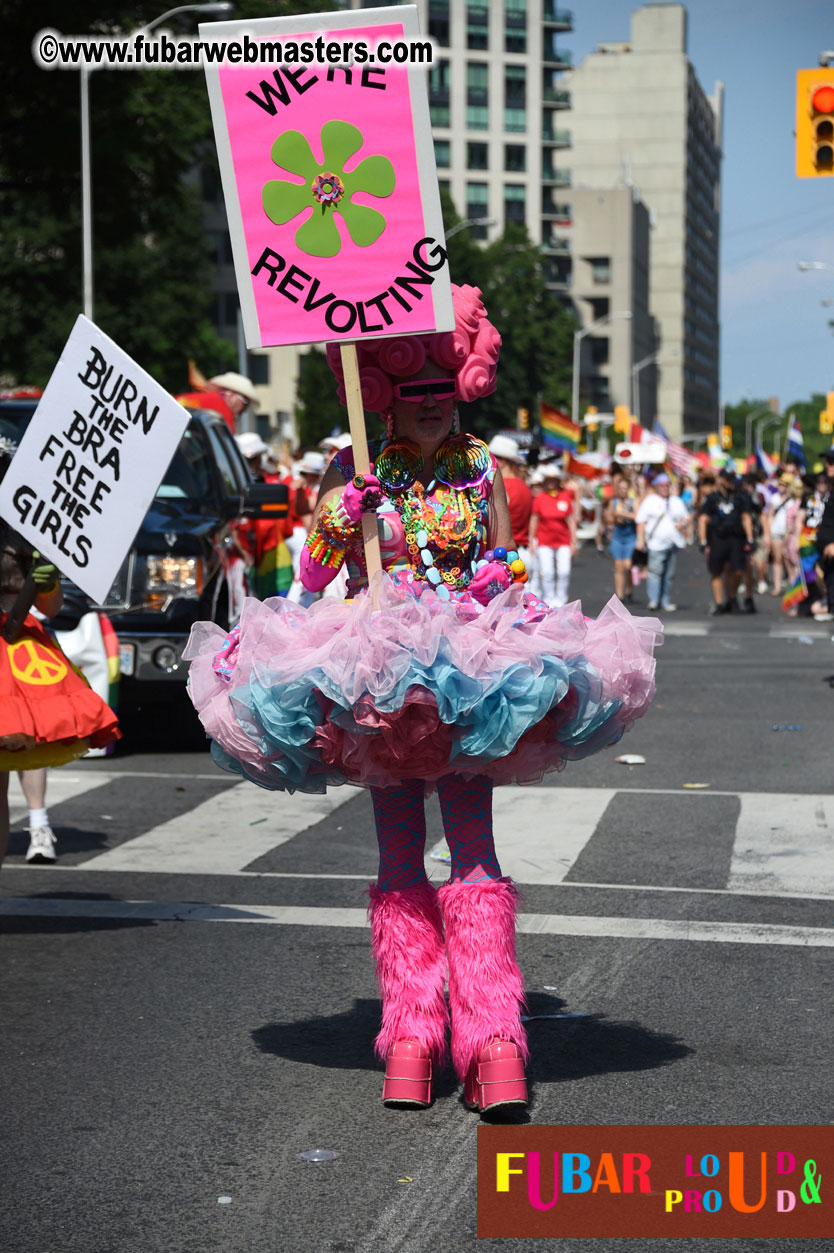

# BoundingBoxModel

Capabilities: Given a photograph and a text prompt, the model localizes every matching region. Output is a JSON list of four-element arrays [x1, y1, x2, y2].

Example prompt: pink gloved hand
[[300, 546, 342, 592], [468, 561, 512, 606], [340, 473, 384, 523]]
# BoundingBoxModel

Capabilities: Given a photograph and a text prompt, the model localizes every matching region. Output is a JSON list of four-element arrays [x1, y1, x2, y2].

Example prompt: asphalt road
[[1, 544, 833, 1253]]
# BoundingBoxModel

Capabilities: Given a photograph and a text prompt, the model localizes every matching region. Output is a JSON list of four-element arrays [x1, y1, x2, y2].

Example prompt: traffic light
[[796, 69, 834, 177], [721, 425, 732, 449], [613, 404, 630, 435], [518, 407, 529, 430], [820, 391, 834, 435], [584, 404, 599, 432]]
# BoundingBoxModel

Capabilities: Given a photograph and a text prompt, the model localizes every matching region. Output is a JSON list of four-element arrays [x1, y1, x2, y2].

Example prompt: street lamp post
[[631, 347, 680, 425], [744, 405, 770, 456], [571, 310, 631, 428], [80, 3, 232, 321], [754, 414, 782, 458], [446, 217, 498, 239]]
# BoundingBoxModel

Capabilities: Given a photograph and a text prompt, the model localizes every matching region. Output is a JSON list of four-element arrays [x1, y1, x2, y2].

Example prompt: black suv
[[0, 399, 287, 710]]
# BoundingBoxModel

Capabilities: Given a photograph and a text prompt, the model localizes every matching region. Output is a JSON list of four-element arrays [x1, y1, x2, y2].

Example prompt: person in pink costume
[[311, 285, 529, 1112], [186, 284, 661, 1114]]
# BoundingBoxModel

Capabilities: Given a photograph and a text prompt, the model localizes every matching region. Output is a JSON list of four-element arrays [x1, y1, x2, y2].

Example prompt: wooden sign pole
[[339, 343, 383, 599]]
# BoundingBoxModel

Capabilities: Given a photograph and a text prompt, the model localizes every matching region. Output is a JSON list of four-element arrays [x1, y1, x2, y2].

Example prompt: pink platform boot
[[368, 881, 449, 1107], [438, 878, 528, 1114]]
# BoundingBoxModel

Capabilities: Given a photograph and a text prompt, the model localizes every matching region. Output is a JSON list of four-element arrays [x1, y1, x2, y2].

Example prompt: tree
[[0, 0, 334, 391], [466, 225, 576, 437], [295, 347, 345, 449], [437, 198, 576, 439]]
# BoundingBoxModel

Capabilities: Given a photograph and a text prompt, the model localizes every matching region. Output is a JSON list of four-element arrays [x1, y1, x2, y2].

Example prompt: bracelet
[[316, 497, 360, 547], [304, 530, 346, 570]]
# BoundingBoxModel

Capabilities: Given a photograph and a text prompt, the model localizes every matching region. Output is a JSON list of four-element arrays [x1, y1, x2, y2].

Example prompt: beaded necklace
[[334, 438, 492, 595], [393, 478, 484, 593]]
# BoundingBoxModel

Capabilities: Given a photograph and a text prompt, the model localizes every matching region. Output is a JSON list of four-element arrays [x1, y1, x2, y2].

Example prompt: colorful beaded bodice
[[333, 439, 495, 599]]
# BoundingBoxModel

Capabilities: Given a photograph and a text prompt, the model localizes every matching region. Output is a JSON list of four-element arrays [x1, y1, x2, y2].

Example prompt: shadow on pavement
[[252, 990, 692, 1100], [0, 890, 157, 934], [524, 990, 693, 1084]]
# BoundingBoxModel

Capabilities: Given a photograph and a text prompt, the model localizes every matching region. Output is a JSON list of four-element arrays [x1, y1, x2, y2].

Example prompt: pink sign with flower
[[201, 6, 454, 349]]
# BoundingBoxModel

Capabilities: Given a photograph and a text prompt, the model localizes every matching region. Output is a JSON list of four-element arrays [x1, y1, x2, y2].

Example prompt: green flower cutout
[[262, 120, 396, 259]]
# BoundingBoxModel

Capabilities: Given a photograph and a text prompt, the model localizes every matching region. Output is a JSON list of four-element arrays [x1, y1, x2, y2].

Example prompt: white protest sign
[[0, 316, 189, 603]]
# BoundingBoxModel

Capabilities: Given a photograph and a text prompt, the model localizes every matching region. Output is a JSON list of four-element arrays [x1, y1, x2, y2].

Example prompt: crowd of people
[[240, 426, 834, 623]]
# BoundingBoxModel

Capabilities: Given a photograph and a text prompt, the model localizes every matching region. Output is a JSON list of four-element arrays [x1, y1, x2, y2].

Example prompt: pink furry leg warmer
[[437, 878, 528, 1081], [367, 881, 449, 1065]]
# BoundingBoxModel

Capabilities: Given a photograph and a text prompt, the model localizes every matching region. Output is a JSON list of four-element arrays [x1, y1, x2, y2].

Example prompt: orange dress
[[0, 527, 121, 769]]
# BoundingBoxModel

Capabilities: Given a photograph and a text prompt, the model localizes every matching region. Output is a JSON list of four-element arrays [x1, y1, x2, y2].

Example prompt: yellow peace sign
[[8, 638, 68, 686]]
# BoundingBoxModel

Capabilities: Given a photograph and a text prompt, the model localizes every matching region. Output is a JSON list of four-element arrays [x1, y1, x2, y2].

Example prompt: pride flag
[[799, 525, 819, 584], [755, 443, 776, 478], [539, 403, 580, 451], [782, 568, 807, 611], [786, 414, 805, 466]]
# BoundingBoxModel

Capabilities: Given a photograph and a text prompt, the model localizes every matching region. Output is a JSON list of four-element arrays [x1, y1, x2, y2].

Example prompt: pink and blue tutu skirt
[[184, 574, 662, 794]]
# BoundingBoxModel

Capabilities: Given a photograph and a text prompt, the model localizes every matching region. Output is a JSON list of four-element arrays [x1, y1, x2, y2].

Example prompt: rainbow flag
[[782, 568, 807, 611], [540, 403, 580, 451], [799, 525, 819, 584]]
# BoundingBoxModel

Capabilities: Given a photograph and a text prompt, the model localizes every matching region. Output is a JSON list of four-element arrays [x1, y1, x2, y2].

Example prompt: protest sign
[[201, 5, 454, 348], [0, 316, 189, 603]]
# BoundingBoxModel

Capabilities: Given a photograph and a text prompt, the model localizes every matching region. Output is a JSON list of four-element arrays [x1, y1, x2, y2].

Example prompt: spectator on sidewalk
[[698, 467, 754, 615], [765, 473, 792, 597], [528, 464, 576, 607], [488, 435, 533, 570], [634, 474, 689, 612], [739, 471, 766, 613], [815, 448, 834, 621], [609, 472, 641, 602]]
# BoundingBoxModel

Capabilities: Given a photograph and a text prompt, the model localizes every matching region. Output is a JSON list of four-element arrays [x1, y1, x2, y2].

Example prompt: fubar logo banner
[[477, 1125, 831, 1238], [201, 5, 454, 349]]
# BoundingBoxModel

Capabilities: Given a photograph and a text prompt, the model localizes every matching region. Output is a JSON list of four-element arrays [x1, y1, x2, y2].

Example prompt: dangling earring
[[451, 406, 461, 435]]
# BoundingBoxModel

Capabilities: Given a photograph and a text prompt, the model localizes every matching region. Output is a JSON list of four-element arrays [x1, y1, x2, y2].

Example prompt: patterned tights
[[371, 774, 502, 891]]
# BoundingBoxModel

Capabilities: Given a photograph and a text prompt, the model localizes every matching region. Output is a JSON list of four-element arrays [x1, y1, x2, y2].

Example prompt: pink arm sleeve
[[299, 546, 344, 592]]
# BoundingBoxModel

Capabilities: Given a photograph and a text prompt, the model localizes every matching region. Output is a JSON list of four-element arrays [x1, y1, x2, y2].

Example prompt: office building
[[565, 4, 723, 435]]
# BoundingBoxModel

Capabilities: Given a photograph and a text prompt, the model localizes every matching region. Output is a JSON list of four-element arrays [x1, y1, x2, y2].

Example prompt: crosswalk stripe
[[490, 787, 615, 884], [14, 779, 834, 900], [728, 794, 834, 896], [8, 769, 116, 826], [2, 896, 833, 948], [79, 787, 347, 874]]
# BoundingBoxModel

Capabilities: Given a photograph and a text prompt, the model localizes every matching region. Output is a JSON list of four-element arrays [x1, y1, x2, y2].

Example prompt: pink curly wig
[[325, 283, 501, 413]]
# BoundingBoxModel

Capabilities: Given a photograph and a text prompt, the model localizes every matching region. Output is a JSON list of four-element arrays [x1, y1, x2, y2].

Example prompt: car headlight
[[145, 556, 204, 597]]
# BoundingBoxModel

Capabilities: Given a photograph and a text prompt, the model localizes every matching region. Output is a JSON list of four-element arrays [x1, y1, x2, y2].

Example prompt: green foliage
[[723, 396, 831, 466], [0, 0, 334, 391], [295, 347, 345, 449], [438, 198, 576, 439]]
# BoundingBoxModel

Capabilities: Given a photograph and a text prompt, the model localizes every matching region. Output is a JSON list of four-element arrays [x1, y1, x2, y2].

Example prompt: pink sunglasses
[[392, 378, 457, 403]]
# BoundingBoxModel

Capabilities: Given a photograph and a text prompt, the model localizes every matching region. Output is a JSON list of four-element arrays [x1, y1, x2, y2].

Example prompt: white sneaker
[[814, 612, 834, 622], [25, 825, 57, 863], [647, 602, 659, 611], [757, 580, 769, 595], [662, 603, 677, 612]]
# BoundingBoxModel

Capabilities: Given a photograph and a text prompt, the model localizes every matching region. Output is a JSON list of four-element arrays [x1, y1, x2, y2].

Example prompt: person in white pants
[[528, 464, 577, 607]]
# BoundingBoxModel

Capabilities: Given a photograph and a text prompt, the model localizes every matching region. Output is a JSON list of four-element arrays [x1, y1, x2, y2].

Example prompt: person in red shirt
[[488, 435, 532, 566], [528, 463, 577, 607]]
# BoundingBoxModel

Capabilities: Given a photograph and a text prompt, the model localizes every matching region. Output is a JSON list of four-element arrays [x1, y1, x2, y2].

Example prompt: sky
[[568, 0, 834, 409]]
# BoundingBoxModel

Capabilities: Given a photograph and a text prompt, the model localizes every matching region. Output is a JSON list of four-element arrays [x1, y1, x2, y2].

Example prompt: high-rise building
[[565, 4, 723, 435], [341, 0, 652, 422], [569, 187, 653, 419]]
